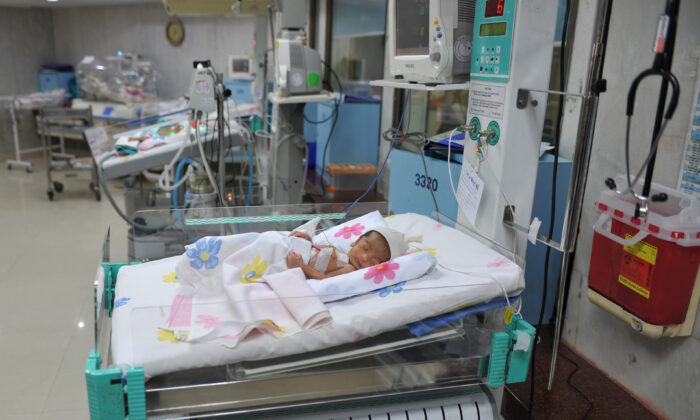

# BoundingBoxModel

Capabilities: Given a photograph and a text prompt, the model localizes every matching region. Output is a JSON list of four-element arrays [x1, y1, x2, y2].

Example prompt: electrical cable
[[330, 90, 411, 226], [559, 351, 594, 419], [319, 60, 343, 195], [173, 158, 196, 242], [194, 113, 227, 207], [380, 114, 440, 218], [528, 1, 571, 419]]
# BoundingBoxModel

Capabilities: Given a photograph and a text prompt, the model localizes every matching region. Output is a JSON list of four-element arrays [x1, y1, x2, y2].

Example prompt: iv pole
[[547, 0, 614, 390]]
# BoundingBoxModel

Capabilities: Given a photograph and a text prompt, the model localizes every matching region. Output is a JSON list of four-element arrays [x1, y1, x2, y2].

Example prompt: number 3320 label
[[414, 173, 438, 191]]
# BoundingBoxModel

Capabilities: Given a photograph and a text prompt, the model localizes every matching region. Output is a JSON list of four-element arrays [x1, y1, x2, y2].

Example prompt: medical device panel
[[188, 62, 217, 113], [471, 0, 516, 82], [458, 0, 557, 252], [276, 39, 322, 96], [389, 0, 476, 83]]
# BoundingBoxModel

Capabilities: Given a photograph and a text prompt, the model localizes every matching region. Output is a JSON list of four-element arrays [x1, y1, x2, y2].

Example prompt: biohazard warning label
[[618, 234, 658, 299]]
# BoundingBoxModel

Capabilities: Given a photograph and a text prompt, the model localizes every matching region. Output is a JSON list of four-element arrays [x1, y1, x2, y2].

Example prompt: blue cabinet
[[303, 101, 381, 171], [38, 71, 75, 97]]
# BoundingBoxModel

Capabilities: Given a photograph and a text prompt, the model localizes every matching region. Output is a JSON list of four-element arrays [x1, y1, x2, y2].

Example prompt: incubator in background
[[76, 53, 159, 103]]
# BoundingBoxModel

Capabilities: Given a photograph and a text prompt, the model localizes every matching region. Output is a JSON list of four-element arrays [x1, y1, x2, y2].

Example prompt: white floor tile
[[1, 153, 129, 418]]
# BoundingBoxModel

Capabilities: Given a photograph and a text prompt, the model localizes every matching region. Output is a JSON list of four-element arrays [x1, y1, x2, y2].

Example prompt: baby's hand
[[286, 251, 304, 268], [289, 231, 312, 242]]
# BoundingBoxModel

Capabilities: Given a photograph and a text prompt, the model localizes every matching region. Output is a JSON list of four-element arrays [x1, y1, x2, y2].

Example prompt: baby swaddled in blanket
[[286, 217, 413, 280], [168, 212, 435, 348]]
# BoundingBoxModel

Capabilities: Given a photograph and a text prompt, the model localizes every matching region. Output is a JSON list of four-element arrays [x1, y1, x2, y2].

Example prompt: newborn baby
[[286, 225, 409, 280]]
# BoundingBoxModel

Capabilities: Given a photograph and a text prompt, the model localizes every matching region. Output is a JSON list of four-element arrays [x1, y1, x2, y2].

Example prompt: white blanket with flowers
[[110, 213, 524, 377]]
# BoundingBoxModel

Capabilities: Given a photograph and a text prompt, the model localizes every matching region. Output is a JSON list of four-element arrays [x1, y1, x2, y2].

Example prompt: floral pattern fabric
[[364, 261, 400, 284], [240, 256, 268, 283], [186, 237, 222, 270]]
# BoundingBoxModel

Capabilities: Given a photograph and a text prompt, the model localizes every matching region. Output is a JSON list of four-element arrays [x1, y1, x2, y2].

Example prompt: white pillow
[[312, 210, 388, 253]]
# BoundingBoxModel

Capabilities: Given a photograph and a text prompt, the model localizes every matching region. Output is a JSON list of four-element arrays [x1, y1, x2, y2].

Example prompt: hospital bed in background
[[86, 203, 535, 419], [36, 107, 98, 201], [2, 89, 67, 172]]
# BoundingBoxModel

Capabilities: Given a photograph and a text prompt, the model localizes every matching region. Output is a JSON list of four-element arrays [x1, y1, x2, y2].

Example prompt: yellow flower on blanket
[[260, 319, 286, 334], [411, 247, 437, 256], [162, 272, 179, 283], [157, 329, 189, 343], [240, 256, 268, 283]]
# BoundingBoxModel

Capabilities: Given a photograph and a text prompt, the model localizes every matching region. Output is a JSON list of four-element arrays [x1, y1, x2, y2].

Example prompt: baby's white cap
[[366, 226, 420, 259]]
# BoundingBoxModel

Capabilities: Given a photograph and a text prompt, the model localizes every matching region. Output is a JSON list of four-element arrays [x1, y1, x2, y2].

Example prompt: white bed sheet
[[110, 213, 524, 377]]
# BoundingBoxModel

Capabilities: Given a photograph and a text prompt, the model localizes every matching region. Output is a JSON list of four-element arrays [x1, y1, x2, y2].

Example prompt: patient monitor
[[389, 0, 476, 83]]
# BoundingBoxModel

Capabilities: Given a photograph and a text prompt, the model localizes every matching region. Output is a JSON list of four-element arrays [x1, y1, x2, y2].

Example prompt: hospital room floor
[[1, 152, 128, 420]]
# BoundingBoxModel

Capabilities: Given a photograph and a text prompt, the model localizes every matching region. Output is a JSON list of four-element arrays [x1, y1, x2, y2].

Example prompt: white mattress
[[110, 213, 524, 377]]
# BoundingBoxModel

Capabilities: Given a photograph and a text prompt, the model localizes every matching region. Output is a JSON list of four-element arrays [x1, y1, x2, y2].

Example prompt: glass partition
[[129, 202, 389, 262]]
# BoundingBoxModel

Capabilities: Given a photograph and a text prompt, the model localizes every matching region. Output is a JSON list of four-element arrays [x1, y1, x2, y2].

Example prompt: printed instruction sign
[[456, 162, 485, 226], [469, 82, 506, 119], [677, 59, 700, 199], [618, 234, 657, 299]]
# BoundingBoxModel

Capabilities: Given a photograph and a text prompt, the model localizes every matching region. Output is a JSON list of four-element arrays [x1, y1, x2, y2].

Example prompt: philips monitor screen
[[396, 0, 429, 56]]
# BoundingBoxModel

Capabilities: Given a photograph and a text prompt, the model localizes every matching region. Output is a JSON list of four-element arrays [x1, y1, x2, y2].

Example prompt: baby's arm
[[287, 251, 355, 280], [288, 217, 321, 242]]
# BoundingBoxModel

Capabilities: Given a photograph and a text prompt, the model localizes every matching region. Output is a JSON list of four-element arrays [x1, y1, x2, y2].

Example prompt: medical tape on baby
[[313, 248, 334, 272]]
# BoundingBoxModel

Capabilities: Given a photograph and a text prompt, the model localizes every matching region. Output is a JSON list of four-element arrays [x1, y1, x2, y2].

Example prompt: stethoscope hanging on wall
[[605, 0, 681, 221]]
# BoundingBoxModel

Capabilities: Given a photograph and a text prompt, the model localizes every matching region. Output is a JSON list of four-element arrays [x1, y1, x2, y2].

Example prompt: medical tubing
[[157, 113, 195, 191], [331, 90, 411, 226], [174, 158, 196, 242], [436, 262, 512, 309], [446, 127, 460, 199], [97, 152, 169, 232], [194, 114, 228, 207], [298, 141, 310, 204], [622, 117, 670, 196], [626, 69, 680, 119], [246, 139, 254, 208]]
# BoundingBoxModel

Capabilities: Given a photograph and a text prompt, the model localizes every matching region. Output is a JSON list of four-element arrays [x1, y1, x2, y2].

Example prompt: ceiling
[[0, 0, 161, 7]]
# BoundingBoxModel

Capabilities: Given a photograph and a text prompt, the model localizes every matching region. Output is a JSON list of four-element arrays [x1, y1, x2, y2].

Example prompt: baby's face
[[348, 233, 390, 268]]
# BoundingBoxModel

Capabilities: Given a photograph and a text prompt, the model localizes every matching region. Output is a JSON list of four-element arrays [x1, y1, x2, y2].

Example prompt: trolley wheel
[[94, 190, 101, 202], [7, 164, 11, 170], [89, 182, 95, 191], [26, 167, 31, 173], [47, 191, 54, 201], [53, 182, 64, 193]]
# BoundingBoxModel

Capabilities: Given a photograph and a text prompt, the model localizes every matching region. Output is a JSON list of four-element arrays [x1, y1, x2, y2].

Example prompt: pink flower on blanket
[[195, 314, 221, 330], [334, 223, 365, 239], [487, 258, 510, 268], [364, 261, 400, 284]]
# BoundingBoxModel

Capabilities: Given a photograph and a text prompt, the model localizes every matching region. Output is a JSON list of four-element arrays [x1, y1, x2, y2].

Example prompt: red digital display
[[485, 0, 505, 18]]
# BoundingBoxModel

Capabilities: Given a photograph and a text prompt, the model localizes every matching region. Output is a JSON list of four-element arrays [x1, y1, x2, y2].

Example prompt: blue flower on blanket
[[374, 281, 407, 298], [115, 297, 131, 308], [324, 284, 357, 300], [187, 237, 222, 270]]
